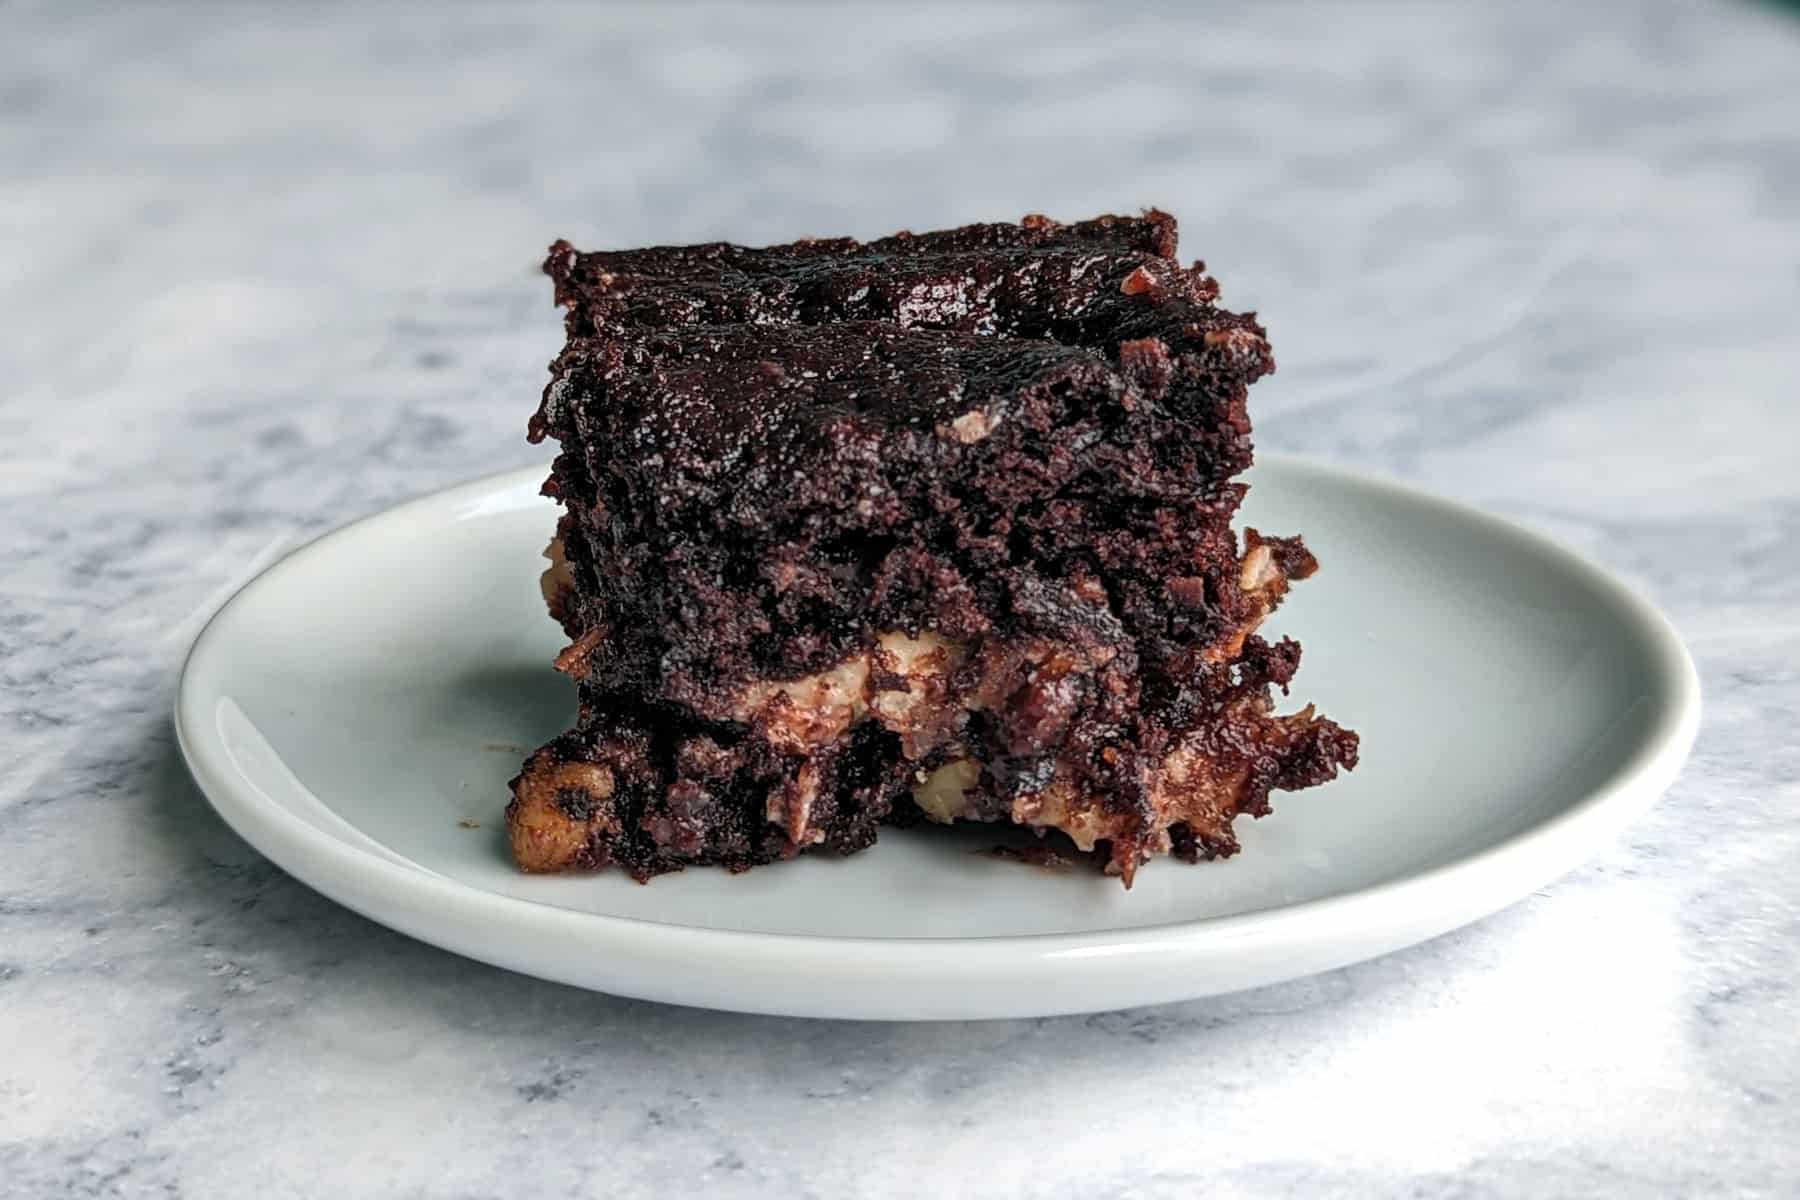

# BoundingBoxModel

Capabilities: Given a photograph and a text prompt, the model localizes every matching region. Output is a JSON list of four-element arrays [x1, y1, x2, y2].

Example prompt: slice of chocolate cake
[[507, 211, 1357, 886]]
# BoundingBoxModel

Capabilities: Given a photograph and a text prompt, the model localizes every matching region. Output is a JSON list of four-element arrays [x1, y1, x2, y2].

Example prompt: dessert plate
[[175, 457, 1698, 1020]]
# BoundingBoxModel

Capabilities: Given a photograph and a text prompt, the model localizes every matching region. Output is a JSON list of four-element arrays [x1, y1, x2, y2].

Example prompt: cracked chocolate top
[[532, 211, 1271, 500]]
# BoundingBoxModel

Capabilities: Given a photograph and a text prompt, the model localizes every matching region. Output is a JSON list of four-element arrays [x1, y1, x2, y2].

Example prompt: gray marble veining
[[3, 2, 1798, 1196]]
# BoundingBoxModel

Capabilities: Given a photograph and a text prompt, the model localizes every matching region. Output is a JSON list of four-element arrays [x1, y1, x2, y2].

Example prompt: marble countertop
[[5, 2, 1798, 1195]]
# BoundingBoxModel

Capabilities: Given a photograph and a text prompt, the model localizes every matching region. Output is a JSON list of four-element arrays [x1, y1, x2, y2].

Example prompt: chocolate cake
[[507, 210, 1358, 886]]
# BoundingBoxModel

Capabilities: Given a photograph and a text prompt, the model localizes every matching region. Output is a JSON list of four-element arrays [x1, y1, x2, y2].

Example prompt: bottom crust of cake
[[506, 634, 1355, 886], [508, 705, 1353, 886]]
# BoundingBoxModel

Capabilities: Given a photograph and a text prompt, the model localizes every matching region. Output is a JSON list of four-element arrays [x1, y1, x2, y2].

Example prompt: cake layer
[[530, 526, 1349, 884], [532, 212, 1267, 689]]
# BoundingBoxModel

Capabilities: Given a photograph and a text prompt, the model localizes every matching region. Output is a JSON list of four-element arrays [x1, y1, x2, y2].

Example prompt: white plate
[[175, 458, 1698, 1020]]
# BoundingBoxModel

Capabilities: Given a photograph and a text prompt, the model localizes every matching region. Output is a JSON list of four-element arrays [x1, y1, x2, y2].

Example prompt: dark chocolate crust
[[510, 211, 1357, 884]]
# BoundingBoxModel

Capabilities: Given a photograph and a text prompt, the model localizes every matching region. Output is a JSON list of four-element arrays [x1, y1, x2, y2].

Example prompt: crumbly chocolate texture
[[510, 211, 1357, 885]]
